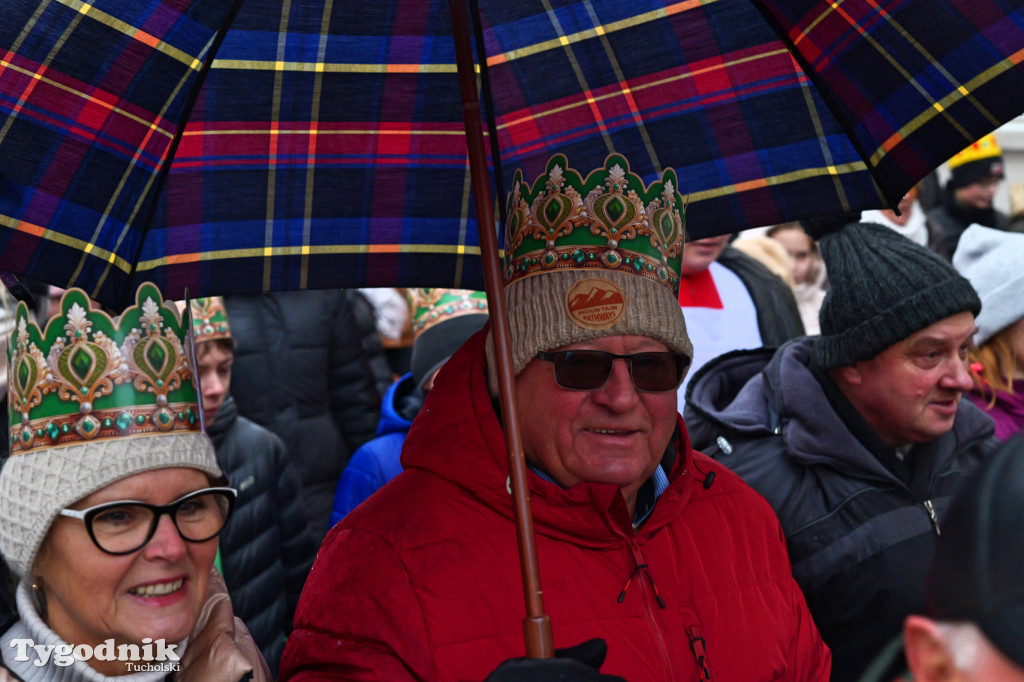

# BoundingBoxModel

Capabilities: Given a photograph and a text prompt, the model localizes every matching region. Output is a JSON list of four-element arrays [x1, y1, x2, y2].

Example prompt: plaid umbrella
[[2, 0, 1024, 307]]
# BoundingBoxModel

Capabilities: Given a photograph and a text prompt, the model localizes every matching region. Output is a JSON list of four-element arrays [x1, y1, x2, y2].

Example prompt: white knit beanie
[[487, 153, 691, 393], [952, 224, 1024, 346], [1, 284, 222, 577]]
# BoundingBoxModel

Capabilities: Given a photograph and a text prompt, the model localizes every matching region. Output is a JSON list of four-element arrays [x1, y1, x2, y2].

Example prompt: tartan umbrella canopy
[[2, 0, 1024, 309]]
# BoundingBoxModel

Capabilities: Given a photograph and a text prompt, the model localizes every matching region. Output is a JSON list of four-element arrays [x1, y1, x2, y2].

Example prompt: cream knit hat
[[1, 284, 221, 577], [487, 153, 691, 393]]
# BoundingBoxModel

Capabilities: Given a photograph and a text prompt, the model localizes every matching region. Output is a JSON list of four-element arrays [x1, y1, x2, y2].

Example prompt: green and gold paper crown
[[184, 296, 232, 343], [504, 153, 685, 292], [408, 289, 489, 338], [7, 283, 202, 455]]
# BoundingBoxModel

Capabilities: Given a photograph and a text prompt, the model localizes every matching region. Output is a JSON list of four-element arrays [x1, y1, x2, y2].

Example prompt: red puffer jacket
[[280, 330, 830, 681]]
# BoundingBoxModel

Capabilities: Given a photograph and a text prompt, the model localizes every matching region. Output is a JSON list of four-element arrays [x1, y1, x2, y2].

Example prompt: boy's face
[[197, 342, 233, 424]]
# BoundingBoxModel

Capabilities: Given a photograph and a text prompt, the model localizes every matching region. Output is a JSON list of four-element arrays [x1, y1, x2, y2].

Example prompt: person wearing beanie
[[281, 154, 830, 682], [953, 225, 1024, 440], [182, 296, 318, 677], [0, 284, 271, 681], [684, 220, 1000, 682], [330, 288, 489, 524], [902, 428, 1024, 681], [926, 133, 1012, 260]]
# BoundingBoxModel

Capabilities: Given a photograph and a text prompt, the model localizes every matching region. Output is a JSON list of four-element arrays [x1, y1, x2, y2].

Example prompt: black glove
[[484, 638, 628, 681]]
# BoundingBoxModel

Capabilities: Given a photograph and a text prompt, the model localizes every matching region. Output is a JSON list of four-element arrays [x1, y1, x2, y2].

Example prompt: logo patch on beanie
[[565, 278, 626, 329]]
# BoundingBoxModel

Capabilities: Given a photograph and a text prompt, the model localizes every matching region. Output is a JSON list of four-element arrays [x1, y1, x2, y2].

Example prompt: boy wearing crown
[[330, 289, 489, 525], [185, 297, 318, 677], [280, 154, 830, 681]]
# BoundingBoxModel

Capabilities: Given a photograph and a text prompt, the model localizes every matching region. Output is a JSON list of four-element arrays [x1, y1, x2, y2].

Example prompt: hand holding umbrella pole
[[449, 0, 554, 660]]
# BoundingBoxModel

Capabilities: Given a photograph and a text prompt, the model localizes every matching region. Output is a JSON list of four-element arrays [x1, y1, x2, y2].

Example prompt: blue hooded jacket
[[330, 373, 422, 525]]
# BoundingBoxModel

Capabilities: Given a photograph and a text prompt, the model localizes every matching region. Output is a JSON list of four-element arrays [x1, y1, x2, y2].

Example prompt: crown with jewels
[[504, 153, 685, 292], [7, 283, 202, 456], [183, 296, 231, 343], [408, 289, 489, 339]]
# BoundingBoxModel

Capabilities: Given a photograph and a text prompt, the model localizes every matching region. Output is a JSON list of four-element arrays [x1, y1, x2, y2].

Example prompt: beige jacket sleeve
[[175, 569, 273, 682]]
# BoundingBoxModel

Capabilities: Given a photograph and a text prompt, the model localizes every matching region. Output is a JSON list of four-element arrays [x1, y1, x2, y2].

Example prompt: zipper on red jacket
[[687, 626, 715, 681], [618, 541, 674, 679]]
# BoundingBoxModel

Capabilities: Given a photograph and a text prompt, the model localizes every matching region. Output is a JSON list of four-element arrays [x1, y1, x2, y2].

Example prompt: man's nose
[[591, 358, 639, 409], [943, 355, 974, 392]]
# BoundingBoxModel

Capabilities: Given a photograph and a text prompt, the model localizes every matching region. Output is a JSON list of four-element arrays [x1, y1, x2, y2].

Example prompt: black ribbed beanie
[[811, 222, 981, 369]]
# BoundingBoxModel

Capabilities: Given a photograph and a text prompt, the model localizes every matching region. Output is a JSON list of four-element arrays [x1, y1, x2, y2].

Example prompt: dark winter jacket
[[330, 372, 423, 526], [208, 395, 319, 677], [224, 289, 384, 536], [683, 339, 999, 682], [348, 289, 401, 400], [717, 246, 806, 345], [925, 183, 1010, 260], [281, 329, 831, 682]]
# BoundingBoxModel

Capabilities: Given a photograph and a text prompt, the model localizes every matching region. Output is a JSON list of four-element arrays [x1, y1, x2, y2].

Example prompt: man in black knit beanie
[[683, 220, 1001, 682]]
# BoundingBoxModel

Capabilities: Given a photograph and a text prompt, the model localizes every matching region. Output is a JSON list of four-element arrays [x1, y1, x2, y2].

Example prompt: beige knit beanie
[[1, 284, 221, 577], [487, 153, 691, 394]]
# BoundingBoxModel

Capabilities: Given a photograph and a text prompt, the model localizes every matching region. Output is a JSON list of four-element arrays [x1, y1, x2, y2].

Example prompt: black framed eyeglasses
[[59, 487, 237, 555], [536, 350, 690, 393]]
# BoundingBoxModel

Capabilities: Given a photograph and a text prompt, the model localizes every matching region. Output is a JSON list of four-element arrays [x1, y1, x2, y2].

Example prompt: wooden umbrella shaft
[[448, 0, 554, 660]]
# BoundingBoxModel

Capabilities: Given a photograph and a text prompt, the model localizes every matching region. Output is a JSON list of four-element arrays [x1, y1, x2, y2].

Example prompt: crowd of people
[[0, 137, 1021, 681]]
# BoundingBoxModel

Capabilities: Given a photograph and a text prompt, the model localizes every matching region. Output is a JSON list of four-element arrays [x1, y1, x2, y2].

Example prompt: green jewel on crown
[[187, 296, 231, 342], [504, 153, 685, 292], [7, 283, 201, 456]]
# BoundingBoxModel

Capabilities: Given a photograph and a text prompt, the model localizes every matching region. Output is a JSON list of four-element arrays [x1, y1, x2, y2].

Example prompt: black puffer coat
[[208, 395, 319, 677], [224, 289, 384, 536], [683, 339, 999, 682]]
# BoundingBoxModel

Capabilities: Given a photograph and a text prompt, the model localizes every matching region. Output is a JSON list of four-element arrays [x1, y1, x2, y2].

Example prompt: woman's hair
[[766, 221, 820, 254], [969, 324, 1020, 406]]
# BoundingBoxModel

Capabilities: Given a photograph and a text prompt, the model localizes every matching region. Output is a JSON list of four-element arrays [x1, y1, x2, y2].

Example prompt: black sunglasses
[[59, 487, 237, 555], [536, 350, 690, 393]]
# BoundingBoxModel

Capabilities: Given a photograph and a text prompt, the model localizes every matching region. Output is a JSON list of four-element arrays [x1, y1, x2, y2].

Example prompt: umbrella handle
[[449, 0, 555, 660]]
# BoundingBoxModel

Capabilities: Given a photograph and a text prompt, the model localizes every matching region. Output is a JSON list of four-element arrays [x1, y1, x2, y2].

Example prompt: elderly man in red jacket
[[280, 154, 831, 681]]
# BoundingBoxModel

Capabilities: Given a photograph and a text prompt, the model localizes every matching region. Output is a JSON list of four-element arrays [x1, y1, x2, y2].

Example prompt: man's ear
[[904, 615, 962, 682], [833, 363, 862, 388]]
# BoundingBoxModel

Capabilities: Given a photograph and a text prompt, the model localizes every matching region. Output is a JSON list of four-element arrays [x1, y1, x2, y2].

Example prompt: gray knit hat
[[487, 153, 691, 393], [952, 224, 1024, 346], [812, 221, 981, 369], [1, 284, 222, 577]]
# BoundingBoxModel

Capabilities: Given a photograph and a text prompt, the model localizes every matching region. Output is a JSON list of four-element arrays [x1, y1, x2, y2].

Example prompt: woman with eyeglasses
[[0, 284, 271, 681]]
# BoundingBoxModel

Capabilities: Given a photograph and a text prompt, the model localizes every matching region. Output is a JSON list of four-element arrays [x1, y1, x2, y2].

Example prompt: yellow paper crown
[[949, 133, 1002, 169]]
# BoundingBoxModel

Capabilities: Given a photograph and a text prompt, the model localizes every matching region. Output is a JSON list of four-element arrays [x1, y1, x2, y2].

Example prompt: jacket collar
[[401, 326, 698, 546], [688, 337, 995, 486]]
